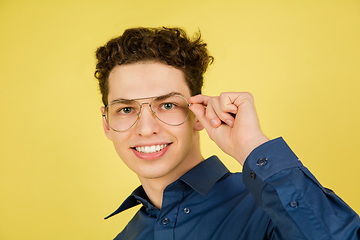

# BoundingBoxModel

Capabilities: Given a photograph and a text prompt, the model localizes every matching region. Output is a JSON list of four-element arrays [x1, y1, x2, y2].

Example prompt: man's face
[[102, 62, 203, 181]]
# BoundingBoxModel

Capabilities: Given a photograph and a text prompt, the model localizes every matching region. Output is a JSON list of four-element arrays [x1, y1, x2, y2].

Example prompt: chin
[[138, 167, 174, 180], [135, 161, 182, 180]]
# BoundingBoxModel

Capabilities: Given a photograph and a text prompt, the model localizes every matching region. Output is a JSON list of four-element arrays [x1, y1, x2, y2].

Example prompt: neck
[[138, 134, 203, 209], [138, 176, 171, 209]]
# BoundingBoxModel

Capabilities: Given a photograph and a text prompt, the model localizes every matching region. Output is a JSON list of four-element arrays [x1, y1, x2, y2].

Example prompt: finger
[[220, 92, 255, 109], [219, 93, 238, 115], [188, 94, 212, 106], [207, 96, 236, 127], [205, 99, 222, 128], [189, 103, 215, 134], [189, 95, 222, 127]]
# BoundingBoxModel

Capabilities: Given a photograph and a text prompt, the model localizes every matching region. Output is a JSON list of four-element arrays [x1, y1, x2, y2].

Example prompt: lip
[[131, 143, 172, 160]]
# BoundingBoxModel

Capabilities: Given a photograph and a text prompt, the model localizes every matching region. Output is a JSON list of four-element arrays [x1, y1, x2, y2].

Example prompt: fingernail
[[226, 120, 233, 126], [211, 119, 218, 126]]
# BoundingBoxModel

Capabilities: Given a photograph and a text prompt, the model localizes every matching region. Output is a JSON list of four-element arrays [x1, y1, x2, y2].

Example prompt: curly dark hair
[[94, 27, 214, 106]]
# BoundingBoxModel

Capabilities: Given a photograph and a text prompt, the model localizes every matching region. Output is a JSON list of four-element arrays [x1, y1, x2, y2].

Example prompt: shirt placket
[[154, 181, 185, 240]]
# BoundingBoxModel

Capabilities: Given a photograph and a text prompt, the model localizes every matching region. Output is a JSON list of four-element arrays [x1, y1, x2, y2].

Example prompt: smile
[[134, 144, 170, 154]]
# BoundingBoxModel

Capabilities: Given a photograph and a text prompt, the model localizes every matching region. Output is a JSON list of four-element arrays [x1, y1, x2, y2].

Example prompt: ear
[[193, 115, 204, 131], [101, 106, 112, 140]]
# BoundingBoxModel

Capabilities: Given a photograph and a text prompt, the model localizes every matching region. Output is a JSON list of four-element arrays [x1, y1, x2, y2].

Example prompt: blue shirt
[[106, 138, 360, 239]]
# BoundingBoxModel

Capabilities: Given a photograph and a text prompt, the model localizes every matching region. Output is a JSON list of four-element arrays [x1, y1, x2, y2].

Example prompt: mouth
[[132, 143, 171, 154]]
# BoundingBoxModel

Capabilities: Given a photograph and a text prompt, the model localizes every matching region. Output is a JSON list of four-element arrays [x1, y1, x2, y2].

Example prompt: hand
[[188, 92, 269, 165]]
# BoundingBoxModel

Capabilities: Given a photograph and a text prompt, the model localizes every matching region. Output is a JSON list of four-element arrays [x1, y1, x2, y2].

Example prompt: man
[[94, 27, 359, 239]]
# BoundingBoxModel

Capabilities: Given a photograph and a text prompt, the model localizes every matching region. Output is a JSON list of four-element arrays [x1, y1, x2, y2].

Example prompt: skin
[[102, 61, 269, 209]]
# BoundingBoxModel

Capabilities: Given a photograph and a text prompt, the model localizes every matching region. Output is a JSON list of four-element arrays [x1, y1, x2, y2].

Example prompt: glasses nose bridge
[[138, 102, 156, 119]]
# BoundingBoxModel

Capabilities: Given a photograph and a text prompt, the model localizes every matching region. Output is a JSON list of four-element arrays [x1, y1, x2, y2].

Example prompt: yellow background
[[1, 0, 359, 239]]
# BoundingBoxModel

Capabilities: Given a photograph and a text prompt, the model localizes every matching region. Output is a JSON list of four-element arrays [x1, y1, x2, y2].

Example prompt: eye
[[161, 102, 175, 110], [119, 107, 133, 114]]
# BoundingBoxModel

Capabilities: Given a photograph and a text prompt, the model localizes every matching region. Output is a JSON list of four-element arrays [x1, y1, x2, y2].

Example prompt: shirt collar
[[105, 155, 229, 219], [180, 155, 229, 196]]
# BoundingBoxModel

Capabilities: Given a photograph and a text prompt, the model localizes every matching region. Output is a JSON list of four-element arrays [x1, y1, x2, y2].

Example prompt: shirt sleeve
[[242, 137, 360, 239]]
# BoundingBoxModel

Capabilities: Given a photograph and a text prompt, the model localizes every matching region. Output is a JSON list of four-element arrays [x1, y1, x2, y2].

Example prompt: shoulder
[[207, 171, 257, 205]]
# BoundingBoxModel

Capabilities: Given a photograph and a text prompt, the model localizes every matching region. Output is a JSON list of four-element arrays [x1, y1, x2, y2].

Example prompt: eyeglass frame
[[102, 92, 192, 132]]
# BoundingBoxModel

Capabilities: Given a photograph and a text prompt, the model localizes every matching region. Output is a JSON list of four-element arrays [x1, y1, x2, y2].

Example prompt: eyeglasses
[[103, 92, 191, 132]]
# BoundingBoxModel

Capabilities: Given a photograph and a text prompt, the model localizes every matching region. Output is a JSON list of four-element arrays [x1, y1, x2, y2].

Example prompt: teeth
[[135, 144, 168, 153]]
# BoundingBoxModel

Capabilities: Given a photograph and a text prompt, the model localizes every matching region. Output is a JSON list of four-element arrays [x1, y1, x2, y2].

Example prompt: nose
[[135, 103, 159, 136]]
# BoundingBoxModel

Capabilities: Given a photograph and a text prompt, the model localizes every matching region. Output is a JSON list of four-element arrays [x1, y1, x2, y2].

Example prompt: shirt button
[[161, 218, 170, 225], [290, 201, 298, 208], [250, 171, 256, 179], [184, 208, 191, 214], [256, 158, 268, 166]]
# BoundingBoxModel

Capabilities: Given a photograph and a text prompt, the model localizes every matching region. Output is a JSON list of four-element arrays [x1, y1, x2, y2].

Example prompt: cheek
[[110, 132, 131, 153], [173, 121, 194, 144]]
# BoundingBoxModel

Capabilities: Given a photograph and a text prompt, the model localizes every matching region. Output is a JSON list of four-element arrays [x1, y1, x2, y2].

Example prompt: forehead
[[107, 62, 190, 102]]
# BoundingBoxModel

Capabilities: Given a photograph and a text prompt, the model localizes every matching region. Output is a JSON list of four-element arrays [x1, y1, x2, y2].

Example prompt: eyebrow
[[110, 91, 184, 104]]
